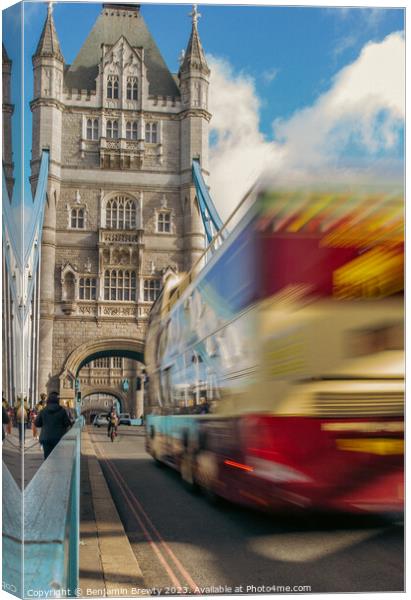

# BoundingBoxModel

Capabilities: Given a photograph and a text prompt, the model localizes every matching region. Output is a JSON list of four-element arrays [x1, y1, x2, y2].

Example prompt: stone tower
[[179, 5, 211, 271], [2, 43, 14, 200], [31, 2, 64, 403], [32, 3, 211, 412]]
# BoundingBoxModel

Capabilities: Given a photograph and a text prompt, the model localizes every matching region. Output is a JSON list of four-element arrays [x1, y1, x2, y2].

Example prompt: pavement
[[79, 429, 144, 597], [2, 427, 44, 488]]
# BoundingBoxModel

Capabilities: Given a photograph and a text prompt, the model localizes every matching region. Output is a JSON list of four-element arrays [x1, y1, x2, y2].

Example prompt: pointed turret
[[179, 5, 211, 271], [179, 5, 209, 75], [34, 2, 64, 62]]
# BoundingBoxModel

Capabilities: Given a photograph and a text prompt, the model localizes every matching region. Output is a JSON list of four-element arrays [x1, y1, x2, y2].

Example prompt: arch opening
[[81, 391, 123, 424], [60, 338, 145, 417]]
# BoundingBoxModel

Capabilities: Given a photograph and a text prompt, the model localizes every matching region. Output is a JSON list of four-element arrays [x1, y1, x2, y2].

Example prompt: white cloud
[[274, 31, 404, 169], [207, 32, 404, 220], [207, 56, 280, 221]]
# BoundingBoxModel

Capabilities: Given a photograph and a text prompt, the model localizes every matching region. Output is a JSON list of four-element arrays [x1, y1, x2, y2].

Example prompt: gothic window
[[126, 121, 138, 140], [157, 211, 171, 233], [143, 279, 161, 302], [145, 122, 158, 143], [79, 277, 97, 300], [86, 118, 99, 140], [71, 208, 84, 229], [104, 269, 137, 301], [91, 357, 110, 368], [107, 75, 119, 99], [106, 120, 119, 139], [126, 78, 138, 100], [106, 196, 137, 229], [112, 357, 123, 368]]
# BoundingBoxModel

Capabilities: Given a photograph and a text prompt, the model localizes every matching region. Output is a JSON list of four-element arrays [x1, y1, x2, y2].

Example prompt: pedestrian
[[2, 405, 10, 442], [63, 401, 75, 425], [30, 407, 38, 439], [16, 400, 28, 446], [34, 392, 72, 460], [9, 406, 16, 427]]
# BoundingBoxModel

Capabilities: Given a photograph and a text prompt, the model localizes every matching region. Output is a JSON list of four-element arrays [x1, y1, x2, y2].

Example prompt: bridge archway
[[80, 389, 126, 423], [81, 388, 126, 412], [59, 337, 145, 406]]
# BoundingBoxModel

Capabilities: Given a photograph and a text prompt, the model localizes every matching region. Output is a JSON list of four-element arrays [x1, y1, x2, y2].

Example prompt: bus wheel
[[180, 453, 198, 492]]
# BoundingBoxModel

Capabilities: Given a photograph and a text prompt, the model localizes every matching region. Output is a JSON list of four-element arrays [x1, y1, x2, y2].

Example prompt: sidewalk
[[2, 428, 44, 488], [79, 430, 145, 597]]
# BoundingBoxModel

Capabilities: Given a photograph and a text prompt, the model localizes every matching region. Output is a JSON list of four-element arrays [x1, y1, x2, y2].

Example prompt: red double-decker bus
[[145, 184, 404, 513]]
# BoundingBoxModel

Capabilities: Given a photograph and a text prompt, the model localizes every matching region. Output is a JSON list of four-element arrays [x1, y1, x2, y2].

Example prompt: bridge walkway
[[79, 429, 144, 597]]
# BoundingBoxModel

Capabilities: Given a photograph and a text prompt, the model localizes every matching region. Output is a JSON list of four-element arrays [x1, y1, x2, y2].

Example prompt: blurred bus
[[145, 184, 404, 514]]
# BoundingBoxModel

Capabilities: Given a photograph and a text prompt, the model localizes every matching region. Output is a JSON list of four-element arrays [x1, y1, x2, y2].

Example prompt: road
[[88, 426, 404, 594]]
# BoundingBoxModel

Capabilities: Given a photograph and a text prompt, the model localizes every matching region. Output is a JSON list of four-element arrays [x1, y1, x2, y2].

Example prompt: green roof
[[64, 4, 180, 97]]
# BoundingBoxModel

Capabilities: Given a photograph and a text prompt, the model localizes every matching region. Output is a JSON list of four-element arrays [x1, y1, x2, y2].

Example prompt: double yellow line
[[92, 433, 200, 594]]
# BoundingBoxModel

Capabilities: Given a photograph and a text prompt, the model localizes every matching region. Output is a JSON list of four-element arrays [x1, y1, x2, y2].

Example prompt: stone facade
[[31, 4, 211, 413]]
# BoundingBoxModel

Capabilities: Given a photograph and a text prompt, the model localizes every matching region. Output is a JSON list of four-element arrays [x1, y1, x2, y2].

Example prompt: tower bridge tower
[[31, 3, 211, 412]]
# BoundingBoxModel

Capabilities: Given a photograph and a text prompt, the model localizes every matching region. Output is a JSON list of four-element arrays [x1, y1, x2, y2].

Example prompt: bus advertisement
[[144, 185, 404, 514]]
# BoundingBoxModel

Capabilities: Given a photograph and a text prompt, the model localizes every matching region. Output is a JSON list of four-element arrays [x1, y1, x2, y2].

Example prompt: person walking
[[16, 400, 28, 446], [34, 392, 72, 460], [2, 405, 10, 442], [30, 407, 38, 439]]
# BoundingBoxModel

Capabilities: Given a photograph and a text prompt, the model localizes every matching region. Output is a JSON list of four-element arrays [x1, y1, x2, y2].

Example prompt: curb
[[81, 430, 144, 595]]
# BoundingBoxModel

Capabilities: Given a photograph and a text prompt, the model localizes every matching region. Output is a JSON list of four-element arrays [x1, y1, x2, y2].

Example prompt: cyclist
[[107, 407, 119, 439]]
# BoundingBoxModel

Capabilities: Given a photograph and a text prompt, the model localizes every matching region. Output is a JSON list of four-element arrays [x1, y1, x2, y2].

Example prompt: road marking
[[91, 430, 200, 593]]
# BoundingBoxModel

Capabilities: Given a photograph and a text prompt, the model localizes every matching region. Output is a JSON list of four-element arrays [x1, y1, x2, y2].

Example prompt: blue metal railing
[[192, 159, 225, 244], [2, 420, 81, 598], [24, 420, 81, 597], [2, 462, 22, 597]]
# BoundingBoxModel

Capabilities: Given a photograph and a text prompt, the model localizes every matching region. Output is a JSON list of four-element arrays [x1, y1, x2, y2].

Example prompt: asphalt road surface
[[88, 426, 404, 595]]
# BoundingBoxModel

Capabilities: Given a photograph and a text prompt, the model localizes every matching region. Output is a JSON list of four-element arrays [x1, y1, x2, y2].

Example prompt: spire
[[33, 2, 64, 62], [180, 4, 209, 74]]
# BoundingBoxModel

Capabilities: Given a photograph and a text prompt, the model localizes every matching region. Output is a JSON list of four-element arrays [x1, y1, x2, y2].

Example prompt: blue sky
[[2, 1, 405, 221]]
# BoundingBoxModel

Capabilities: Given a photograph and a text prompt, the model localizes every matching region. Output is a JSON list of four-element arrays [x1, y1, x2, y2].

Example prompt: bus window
[[160, 367, 173, 407], [347, 322, 404, 357]]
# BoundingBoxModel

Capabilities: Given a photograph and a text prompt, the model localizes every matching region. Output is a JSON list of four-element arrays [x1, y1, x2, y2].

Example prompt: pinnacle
[[180, 5, 209, 74], [33, 3, 64, 62]]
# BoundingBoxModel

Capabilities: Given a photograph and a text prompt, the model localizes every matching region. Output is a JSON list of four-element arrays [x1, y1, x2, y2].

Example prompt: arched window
[[106, 196, 137, 229], [145, 122, 158, 143], [86, 118, 99, 140], [126, 77, 138, 100], [113, 79, 119, 99], [106, 120, 119, 139], [126, 121, 138, 140], [104, 269, 137, 301], [107, 75, 119, 99], [71, 208, 84, 229]]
